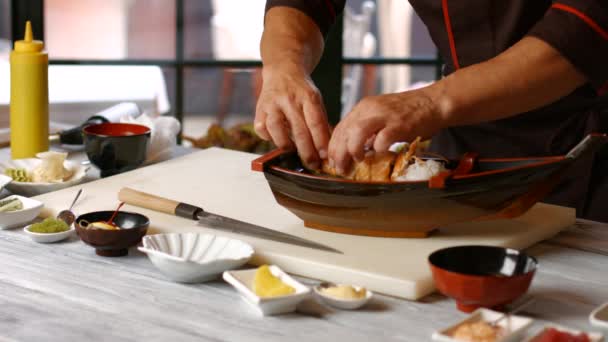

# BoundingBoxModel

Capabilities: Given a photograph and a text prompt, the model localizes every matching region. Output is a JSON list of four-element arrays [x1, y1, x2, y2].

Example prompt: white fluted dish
[[0, 159, 89, 196], [139, 233, 254, 283]]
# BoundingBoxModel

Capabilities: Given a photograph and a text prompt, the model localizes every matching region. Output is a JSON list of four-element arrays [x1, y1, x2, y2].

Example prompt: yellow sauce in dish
[[320, 285, 367, 300], [252, 265, 295, 298]]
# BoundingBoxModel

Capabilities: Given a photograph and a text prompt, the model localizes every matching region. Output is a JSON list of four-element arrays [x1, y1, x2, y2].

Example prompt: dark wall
[[0, 0, 10, 40]]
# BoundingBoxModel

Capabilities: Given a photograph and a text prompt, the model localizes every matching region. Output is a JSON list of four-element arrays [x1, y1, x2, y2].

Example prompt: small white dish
[[432, 308, 533, 342], [0, 158, 89, 196], [0, 195, 44, 230], [139, 233, 254, 283], [223, 265, 311, 316], [524, 324, 604, 342], [591, 302, 608, 331], [23, 224, 75, 243], [313, 283, 373, 310]]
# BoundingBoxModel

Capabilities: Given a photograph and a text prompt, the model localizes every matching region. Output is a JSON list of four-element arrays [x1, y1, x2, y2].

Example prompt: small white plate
[[432, 308, 533, 342], [139, 233, 254, 283], [223, 265, 311, 316], [1, 159, 89, 196], [23, 224, 75, 243], [524, 324, 604, 342], [0, 195, 44, 230], [313, 284, 373, 310], [590, 302, 608, 331]]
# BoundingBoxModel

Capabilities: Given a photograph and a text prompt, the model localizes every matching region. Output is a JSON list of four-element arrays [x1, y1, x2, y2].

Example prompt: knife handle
[[118, 187, 203, 220]]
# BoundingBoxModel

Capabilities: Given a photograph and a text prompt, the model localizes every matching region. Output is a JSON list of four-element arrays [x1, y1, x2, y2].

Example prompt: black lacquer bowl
[[83, 123, 151, 177], [252, 134, 607, 238], [75, 211, 149, 257]]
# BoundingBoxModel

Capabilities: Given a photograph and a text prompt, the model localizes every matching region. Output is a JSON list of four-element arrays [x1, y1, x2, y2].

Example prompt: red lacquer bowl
[[429, 245, 537, 313]]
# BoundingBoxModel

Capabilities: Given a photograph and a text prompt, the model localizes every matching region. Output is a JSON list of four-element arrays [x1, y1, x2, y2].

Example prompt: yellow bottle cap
[[14, 21, 44, 53]]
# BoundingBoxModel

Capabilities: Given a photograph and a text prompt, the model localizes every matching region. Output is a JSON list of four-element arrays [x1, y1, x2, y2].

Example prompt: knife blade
[[118, 187, 342, 254], [197, 211, 342, 254]]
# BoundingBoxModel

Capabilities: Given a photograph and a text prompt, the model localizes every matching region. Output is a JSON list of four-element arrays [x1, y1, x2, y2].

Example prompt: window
[[9, 0, 441, 141]]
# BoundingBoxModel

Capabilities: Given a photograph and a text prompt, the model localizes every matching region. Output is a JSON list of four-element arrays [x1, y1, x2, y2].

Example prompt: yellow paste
[[253, 265, 295, 298], [320, 285, 367, 300]]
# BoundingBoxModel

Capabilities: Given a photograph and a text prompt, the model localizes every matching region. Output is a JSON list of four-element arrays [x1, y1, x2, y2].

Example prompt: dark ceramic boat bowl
[[75, 211, 150, 257], [83, 123, 151, 177], [428, 245, 538, 313], [252, 134, 607, 238]]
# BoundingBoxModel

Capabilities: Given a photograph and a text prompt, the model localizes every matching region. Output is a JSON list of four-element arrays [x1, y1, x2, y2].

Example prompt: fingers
[[281, 100, 320, 169], [254, 108, 271, 141], [302, 97, 330, 160], [265, 110, 294, 150]]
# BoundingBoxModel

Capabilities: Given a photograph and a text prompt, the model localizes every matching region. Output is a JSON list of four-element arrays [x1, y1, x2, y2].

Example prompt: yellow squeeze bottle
[[10, 21, 49, 159]]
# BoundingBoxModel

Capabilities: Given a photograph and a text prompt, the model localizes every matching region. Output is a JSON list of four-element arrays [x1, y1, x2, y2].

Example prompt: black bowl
[[75, 211, 149, 257], [429, 245, 538, 312], [252, 134, 607, 238], [83, 123, 151, 177]]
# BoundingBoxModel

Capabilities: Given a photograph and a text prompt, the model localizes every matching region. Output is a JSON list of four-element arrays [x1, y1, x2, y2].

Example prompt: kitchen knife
[[118, 188, 342, 254]]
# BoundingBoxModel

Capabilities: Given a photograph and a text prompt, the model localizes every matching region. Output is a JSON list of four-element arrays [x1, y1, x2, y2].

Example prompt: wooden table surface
[[0, 148, 607, 342]]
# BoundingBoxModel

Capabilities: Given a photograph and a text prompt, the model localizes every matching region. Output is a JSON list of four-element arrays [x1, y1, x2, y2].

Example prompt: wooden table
[[0, 148, 607, 341]]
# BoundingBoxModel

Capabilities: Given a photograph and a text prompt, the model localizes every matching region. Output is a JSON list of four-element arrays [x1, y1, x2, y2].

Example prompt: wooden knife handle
[[118, 188, 203, 220]]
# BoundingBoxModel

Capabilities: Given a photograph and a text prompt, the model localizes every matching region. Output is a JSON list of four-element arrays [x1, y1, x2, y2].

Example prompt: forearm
[[261, 7, 325, 77], [432, 36, 587, 127]]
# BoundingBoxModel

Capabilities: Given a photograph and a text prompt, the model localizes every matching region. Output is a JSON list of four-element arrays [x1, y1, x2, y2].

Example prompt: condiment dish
[[75, 211, 149, 257], [23, 224, 75, 243], [429, 245, 538, 313], [139, 233, 254, 283], [223, 265, 311, 316], [590, 302, 608, 331], [0, 158, 89, 196], [313, 283, 373, 310], [432, 308, 534, 342], [523, 324, 603, 342], [0, 195, 43, 229]]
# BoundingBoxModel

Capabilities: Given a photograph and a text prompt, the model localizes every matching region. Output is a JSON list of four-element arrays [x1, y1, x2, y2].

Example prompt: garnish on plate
[[0, 197, 24, 212], [5, 168, 31, 182], [253, 264, 296, 298], [319, 284, 367, 300], [29, 217, 70, 233], [451, 320, 505, 342], [529, 327, 591, 342]]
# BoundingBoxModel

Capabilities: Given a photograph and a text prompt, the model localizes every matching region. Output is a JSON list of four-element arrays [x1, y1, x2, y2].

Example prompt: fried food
[[391, 136, 421, 181]]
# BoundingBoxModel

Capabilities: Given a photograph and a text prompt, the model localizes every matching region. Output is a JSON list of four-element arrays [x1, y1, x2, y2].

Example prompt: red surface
[[429, 263, 535, 313], [530, 328, 591, 342], [84, 123, 151, 137]]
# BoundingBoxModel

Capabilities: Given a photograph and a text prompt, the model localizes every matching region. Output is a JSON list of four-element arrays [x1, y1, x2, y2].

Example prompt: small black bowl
[[83, 123, 151, 177], [429, 245, 538, 312], [75, 211, 149, 257]]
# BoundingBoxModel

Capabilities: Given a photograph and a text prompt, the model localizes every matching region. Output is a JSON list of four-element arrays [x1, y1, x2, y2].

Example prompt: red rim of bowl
[[83, 123, 151, 137]]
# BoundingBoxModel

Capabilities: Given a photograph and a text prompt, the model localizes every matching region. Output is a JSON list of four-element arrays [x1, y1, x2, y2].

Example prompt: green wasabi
[[29, 217, 69, 233]]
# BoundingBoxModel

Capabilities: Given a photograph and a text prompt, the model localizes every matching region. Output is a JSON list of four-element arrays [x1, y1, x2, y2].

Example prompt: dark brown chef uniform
[[265, 0, 608, 222]]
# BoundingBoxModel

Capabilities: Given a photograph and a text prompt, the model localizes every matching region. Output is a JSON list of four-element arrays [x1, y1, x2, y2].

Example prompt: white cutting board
[[34, 148, 575, 300]]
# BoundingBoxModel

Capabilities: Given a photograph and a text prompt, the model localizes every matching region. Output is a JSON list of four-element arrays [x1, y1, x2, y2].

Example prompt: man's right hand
[[254, 66, 330, 170]]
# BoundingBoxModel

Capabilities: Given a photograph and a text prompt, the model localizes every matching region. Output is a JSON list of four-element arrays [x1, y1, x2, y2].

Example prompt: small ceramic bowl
[[429, 245, 538, 313], [0, 159, 89, 196], [223, 265, 311, 316], [313, 283, 373, 310], [432, 308, 534, 342], [83, 123, 151, 177], [139, 233, 254, 283], [0, 195, 44, 230], [23, 224, 75, 243], [590, 302, 608, 331], [75, 211, 149, 257], [523, 324, 604, 342]]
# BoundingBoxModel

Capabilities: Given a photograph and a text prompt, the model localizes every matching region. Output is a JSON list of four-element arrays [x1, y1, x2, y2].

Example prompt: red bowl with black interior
[[83, 123, 151, 177], [252, 134, 607, 238], [428, 245, 537, 312]]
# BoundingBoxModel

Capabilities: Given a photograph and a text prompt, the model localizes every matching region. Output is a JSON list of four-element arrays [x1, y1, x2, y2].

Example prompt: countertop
[[0, 147, 606, 342]]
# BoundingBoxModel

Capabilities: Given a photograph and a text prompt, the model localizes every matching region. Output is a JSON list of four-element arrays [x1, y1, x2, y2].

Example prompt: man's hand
[[328, 85, 448, 174], [254, 66, 330, 170]]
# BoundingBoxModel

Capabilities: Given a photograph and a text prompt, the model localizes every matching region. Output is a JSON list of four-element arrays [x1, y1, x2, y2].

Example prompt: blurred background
[[0, 0, 441, 141]]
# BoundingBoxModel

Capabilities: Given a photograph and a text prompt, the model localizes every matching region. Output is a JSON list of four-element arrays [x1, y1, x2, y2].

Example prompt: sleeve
[[527, 0, 608, 92], [265, 0, 346, 38]]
